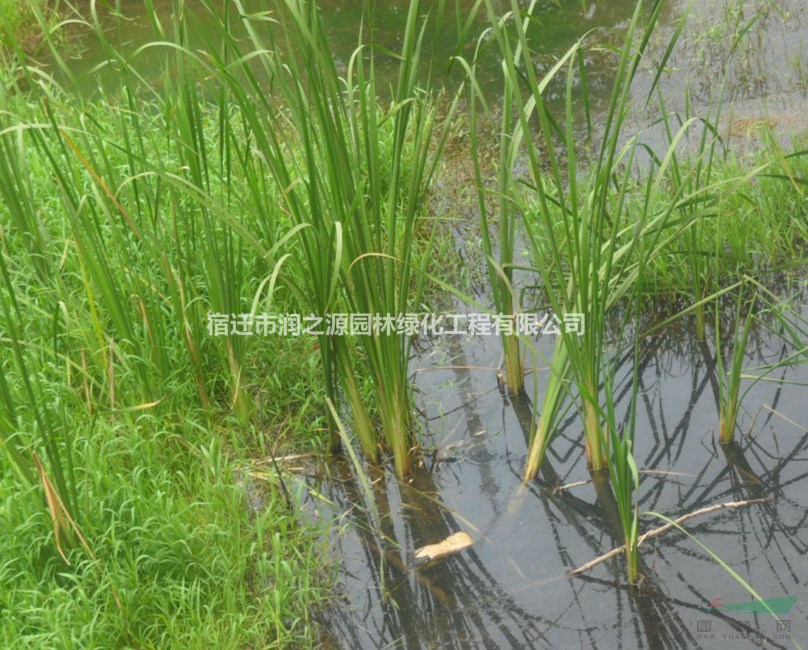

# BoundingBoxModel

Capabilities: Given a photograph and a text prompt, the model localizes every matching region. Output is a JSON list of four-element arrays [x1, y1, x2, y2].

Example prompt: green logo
[[704, 595, 797, 614]]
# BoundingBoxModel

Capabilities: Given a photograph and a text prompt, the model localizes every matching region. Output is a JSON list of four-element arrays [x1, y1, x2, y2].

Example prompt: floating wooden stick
[[552, 479, 591, 493], [569, 498, 771, 576]]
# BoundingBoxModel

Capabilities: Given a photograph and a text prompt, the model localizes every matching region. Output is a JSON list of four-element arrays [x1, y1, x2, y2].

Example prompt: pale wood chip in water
[[414, 531, 473, 560]]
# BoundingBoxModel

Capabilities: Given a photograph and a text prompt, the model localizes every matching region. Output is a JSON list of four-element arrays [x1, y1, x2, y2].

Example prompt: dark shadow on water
[[310, 299, 808, 648]]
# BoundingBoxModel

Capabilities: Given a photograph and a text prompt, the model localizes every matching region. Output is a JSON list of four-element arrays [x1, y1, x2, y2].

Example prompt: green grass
[[0, 106, 332, 641], [466, 31, 525, 395], [603, 417, 640, 585], [646, 141, 808, 302], [0, 3, 348, 645], [478, 0, 695, 477], [0, 408, 327, 648], [196, 0, 463, 477], [712, 278, 808, 445], [715, 288, 757, 444], [0, 0, 465, 642], [470, 0, 808, 481]]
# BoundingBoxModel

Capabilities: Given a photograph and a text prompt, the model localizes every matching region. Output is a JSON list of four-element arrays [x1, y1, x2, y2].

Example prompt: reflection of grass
[[644, 512, 805, 650], [715, 278, 808, 444]]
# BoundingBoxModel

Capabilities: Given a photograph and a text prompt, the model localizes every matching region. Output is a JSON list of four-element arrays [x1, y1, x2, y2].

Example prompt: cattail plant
[[467, 51, 525, 394], [201, 0, 460, 476], [475, 0, 700, 478]]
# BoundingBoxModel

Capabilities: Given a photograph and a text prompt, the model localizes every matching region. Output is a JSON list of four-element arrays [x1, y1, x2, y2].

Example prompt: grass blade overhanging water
[[715, 286, 757, 444]]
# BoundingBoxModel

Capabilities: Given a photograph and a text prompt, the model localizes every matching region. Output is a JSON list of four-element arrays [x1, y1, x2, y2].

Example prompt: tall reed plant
[[467, 47, 524, 394], [476, 0, 705, 478], [202, 0, 460, 476]]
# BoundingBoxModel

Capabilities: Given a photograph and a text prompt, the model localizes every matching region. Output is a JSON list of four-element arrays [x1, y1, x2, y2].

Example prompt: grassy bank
[[0, 0, 461, 644], [0, 85, 333, 641], [0, 91, 334, 647], [0, 0, 57, 55], [0, 5, 338, 648]]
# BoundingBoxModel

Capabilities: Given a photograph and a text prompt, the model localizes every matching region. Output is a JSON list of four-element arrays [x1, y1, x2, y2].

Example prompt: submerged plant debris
[[414, 531, 474, 561]]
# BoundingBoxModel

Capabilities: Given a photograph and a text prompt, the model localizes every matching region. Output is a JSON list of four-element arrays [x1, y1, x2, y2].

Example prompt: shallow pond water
[[301, 291, 808, 649], [56, 0, 648, 98], [52, 0, 808, 156]]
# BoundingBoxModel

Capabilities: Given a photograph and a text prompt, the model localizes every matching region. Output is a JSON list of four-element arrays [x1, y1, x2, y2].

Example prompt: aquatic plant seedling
[[600, 359, 641, 585], [477, 0, 706, 478], [467, 42, 524, 395], [715, 288, 757, 444], [713, 277, 808, 444], [604, 425, 640, 584]]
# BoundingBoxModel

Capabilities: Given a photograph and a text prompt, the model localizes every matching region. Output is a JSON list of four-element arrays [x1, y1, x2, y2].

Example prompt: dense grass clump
[[0, 409, 327, 648], [1, 0, 466, 641], [0, 2, 363, 645], [0, 93, 331, 639]]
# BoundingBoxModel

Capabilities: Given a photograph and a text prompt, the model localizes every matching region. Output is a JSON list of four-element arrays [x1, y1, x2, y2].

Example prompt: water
[[56, 0, 808, 146], [57, 0, 649, 98], [302, 294, 808, 649]]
